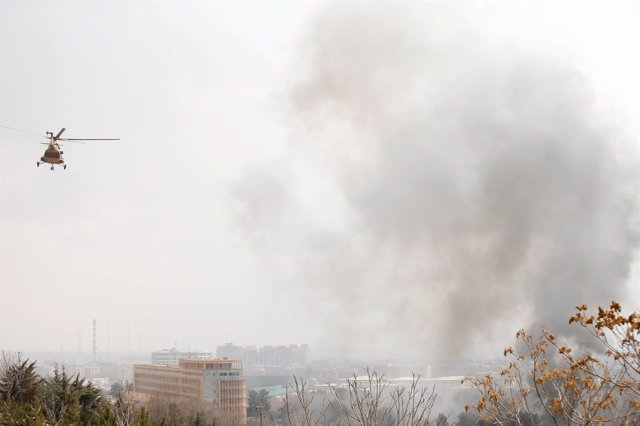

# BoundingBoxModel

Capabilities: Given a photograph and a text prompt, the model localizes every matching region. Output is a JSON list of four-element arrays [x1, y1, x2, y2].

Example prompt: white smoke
[[233, 4, 639, 358]]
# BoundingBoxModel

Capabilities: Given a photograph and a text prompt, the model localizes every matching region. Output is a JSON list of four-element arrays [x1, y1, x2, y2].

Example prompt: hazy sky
[[1, 1, 640, 361]]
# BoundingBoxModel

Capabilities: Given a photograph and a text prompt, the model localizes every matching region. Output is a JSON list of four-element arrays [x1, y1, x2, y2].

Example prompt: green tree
[[138, 405, 151, 426], [0, 355, 40, 405], [248, 389, 271, 418], [40, 368, 82, 424], [97, 402, 117, 426], [39, 368, 106, 425], [71, 375, 103, 424], [110, 381, 125, 399], [0, 398, 45, 426], [0, 354, 43, 426]]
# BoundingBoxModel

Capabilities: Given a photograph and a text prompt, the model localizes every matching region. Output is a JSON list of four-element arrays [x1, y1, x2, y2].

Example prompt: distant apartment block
[[217, 344, 310, 368], [151, 348, 212, 366], [134, 358, 247, 424]]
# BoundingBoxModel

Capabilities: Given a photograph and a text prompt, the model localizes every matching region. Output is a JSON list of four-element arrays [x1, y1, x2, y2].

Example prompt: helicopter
[[37, 128, 119, 170]]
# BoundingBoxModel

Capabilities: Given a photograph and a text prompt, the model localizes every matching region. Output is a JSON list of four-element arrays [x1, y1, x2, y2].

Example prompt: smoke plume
[[234, 4, 639, 358]]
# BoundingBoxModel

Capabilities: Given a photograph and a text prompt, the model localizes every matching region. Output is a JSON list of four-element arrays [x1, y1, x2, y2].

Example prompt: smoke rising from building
[[233, 4, 640, 358]]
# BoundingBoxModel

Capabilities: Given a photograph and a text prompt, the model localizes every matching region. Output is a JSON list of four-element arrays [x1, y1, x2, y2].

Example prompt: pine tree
[[0, 354, 44, 426], [138, 405, 151, 426], [0, 356, 40, 405]]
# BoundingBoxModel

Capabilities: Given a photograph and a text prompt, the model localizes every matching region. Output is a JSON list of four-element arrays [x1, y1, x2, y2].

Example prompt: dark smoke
[[234, 5, 639, 358]]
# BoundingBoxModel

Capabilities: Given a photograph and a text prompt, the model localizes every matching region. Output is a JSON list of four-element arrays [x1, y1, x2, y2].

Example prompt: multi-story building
[[289, 344, 310, 365], [216, 343, 244, 361], [260, 346, 277, 368], [243, 346, 260, 368], [134, 358, 247, 423], [151, 348, 212, 366], [216, 344, 310, 369]]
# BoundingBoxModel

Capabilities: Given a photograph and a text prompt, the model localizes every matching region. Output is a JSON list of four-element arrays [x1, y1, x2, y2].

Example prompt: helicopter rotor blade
[[59, 140, 86, 144], [0, 124, 46, 138], [60, 138, 120, 141], [6, 133, 48, 141], [54, 128, 66, 140]]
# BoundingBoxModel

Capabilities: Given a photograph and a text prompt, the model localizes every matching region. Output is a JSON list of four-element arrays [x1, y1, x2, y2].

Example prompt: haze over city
[[2, 1, 640, 364]]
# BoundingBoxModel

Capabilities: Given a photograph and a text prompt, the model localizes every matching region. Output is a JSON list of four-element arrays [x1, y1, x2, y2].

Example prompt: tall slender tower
[[92, 319, 97, 363], [107, 321, 110, 362]]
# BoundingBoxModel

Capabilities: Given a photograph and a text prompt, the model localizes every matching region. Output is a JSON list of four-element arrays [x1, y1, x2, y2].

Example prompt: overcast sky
[[1, 1, 640, 361]]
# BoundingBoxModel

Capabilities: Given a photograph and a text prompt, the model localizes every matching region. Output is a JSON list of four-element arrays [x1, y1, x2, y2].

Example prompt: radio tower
[[92, 319, 97, 363]]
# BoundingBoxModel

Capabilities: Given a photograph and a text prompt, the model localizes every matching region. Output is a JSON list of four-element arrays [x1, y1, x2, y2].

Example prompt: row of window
[[183, 362, 238, 370], [135, 374, 200, 386], [137, 383, 180, 393], [136, 374, 180, 383], [207, 363, 232, 369], [219, 389, 243, 395], [136, 382, 198, 396], [219, 380, 243, 387], [219, 397, 245, 405], [221, 407, 245, 414]]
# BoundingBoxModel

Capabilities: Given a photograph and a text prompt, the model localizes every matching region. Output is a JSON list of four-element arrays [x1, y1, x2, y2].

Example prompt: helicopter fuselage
[[37, 141, 66, 170], [41, 145, 64, 164]]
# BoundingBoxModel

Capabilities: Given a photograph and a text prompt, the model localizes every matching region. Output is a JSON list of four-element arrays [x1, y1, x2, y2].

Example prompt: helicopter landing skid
[[37, 162, 66, 170]]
